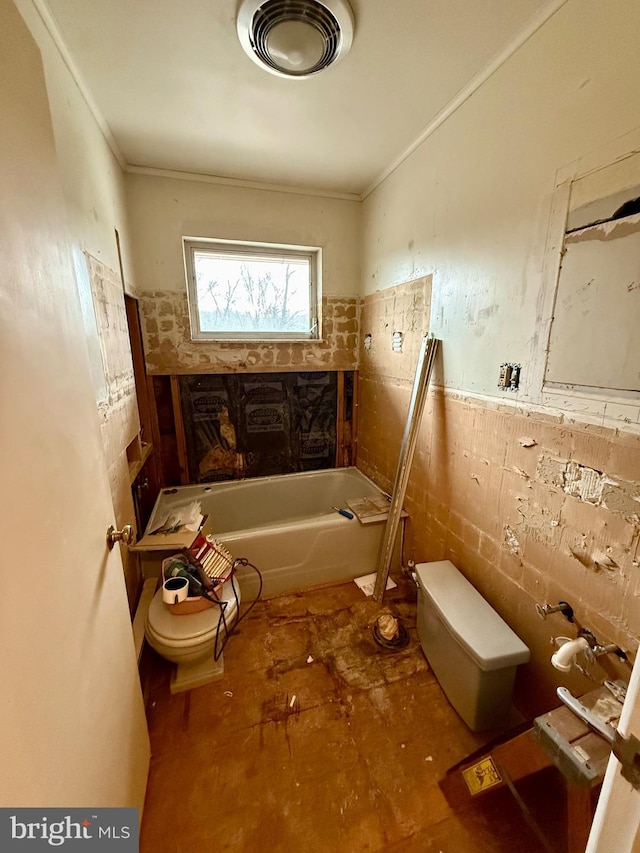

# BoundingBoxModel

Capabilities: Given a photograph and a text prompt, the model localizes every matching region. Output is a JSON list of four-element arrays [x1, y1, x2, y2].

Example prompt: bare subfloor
[[140, 575, 564, 852]]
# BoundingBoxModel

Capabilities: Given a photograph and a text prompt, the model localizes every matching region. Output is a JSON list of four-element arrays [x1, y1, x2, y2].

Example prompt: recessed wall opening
[[544, 163, 640, 399]]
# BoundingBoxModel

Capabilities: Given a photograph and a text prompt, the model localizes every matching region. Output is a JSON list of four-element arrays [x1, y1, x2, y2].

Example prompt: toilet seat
[[144, 579, 241, 694], [146, 589, 237, 648]]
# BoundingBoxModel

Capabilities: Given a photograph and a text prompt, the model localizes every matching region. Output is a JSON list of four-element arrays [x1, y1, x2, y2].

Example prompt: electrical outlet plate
[[498, 362, 521, 391]]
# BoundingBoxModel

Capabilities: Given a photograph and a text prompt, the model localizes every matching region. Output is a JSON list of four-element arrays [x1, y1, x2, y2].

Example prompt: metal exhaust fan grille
[[252, 1, 339, 76], [238, 0, 353, 79]]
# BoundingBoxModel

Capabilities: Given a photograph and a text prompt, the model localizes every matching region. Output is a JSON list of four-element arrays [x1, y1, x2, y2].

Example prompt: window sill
[[190, 336, 324, 344]]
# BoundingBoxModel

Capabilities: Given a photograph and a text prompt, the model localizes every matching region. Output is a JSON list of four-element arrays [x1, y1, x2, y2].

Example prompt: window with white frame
[[183, 238, 321, 341]]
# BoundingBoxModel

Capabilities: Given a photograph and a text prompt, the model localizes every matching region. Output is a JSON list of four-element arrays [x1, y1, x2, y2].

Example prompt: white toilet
[[145, 578, 240, 694]]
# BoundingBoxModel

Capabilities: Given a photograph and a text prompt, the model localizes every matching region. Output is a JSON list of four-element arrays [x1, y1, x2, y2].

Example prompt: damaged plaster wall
[[126, 173, 361, 375], [361, 0, 640, 415], [138, 291, 361, 374], [545, 211, 640, 393], [537, 455, 640, 521], [358, 0, 640, 713], [85, 254, 141, 607]]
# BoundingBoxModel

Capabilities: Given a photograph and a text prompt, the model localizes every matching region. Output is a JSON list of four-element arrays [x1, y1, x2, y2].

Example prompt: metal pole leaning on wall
[[373, 334, 439, 602]]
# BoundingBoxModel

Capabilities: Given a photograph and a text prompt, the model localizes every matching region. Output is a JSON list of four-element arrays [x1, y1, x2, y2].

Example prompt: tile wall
[[139, 292, 360, 375], [358, 278, 640, 715]]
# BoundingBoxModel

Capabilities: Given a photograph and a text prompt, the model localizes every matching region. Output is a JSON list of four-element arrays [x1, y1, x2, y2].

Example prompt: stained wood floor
[[140, 575, 566, 852]]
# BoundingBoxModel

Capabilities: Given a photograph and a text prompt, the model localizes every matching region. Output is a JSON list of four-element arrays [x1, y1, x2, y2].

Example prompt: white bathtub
[[142, 467, 400, 598]]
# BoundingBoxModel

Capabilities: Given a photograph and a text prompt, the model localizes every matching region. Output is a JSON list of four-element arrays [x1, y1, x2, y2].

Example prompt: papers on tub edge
[[354, 573, 397, 597]]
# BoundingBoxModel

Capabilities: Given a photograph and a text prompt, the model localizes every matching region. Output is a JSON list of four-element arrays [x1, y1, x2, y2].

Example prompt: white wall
[[361, 0, 640, 425], [15, 0, 136, 289], [15, 0, 145, 607], [1, 0, 149, 809], [126, 172, 361, 297]]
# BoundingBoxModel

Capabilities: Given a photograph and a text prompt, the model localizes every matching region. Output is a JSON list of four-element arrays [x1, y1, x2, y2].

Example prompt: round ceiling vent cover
[[237, 0, 354, 78]]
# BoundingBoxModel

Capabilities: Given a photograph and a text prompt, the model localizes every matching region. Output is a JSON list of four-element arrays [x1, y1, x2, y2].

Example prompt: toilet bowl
[[145, 578, 240, 693]]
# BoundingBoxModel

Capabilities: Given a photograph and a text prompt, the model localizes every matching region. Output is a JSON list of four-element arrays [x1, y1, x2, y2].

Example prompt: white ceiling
[[43, 0, 559, 197]]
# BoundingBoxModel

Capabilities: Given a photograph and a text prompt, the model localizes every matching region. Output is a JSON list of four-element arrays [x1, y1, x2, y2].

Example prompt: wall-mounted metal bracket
[[557, 687, 640, 790]]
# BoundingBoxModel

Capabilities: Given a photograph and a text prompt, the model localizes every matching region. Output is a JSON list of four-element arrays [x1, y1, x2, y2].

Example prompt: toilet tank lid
[[415, 561, 530, 671]]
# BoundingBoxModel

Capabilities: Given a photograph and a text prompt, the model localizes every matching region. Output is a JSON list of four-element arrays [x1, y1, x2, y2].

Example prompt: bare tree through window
[[195, 254, 311, 334], [184, 239, 320, 340]]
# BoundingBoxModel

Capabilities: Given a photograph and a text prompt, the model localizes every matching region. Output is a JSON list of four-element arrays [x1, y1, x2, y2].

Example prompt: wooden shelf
[[127, 439, 153, 485]]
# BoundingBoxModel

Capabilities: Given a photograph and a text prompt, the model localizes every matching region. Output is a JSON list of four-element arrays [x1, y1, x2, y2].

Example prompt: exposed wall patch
[[537, 454, 640, 522], [503, 525, 520, 555], [516, 497, 559, 537], [563, 460, 607, 504], [602, 479, 640, 521], [536, 455, 567, 489]]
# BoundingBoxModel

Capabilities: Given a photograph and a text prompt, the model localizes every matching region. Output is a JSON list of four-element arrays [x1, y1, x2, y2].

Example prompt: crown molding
[[23, 0, 568, 203], [24, 0, 126, 169], [362, 0, 569, 200], [126, 165, 361, 201]]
